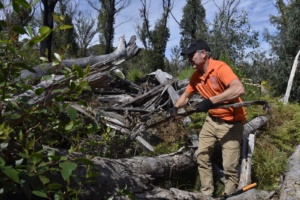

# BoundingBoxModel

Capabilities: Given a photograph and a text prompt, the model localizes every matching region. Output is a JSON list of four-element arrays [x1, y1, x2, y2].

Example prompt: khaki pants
[[197, 115, 244, 195]]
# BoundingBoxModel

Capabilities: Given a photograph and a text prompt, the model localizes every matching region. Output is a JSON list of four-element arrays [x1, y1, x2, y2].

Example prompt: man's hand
[[166, 107, 178, 119], [196, 99, 213, 112]]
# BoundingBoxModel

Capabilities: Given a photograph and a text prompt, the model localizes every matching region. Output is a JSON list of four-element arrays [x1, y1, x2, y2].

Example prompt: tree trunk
[[280, 50, 300, 104], [40, 0, 59, 62]]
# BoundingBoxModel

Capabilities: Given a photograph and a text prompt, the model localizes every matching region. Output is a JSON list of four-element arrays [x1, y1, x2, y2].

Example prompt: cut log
[[279, 145, 300, 200], [238, 133, 256, 189], [238, 116, 268, 189]]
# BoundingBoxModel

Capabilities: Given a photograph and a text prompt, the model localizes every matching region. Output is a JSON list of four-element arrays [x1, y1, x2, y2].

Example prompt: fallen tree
[[32, 115, 268, 200], [279, 145, 300, 200]]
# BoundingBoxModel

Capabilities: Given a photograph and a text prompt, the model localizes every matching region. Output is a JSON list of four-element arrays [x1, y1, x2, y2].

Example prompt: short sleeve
[[217, 64, 238, 87], [185, 72, 198, 93]]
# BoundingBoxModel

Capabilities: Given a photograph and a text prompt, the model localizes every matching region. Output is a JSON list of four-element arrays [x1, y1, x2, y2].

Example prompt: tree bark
[[40, 0, 59, 62], [279, 145, 300, 200], [238, 116, 269, 189], [20, 35, 140, 80], [280, 50, 300, 104]]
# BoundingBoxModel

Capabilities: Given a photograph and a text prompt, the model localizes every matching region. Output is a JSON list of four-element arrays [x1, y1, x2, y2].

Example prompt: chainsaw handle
[[242, 182, 257, 191]]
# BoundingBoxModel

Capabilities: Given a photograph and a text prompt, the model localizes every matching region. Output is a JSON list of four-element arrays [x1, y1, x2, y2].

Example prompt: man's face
[[188, 50, 206, 70]]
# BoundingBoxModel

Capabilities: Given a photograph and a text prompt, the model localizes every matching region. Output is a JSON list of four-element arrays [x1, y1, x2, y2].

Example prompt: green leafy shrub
[[0, 1, 98, 199], [176, 67, 194, 80], [126, 67, 145, 82], [252, 100, 300, 190]]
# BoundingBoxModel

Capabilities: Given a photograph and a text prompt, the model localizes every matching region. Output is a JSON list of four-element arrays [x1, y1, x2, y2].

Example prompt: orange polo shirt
[[186, 58, 246, 123]]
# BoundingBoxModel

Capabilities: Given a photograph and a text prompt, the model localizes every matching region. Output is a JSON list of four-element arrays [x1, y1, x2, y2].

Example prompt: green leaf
[[66, 107, 77, 121], [0, 142, 8, 150], [27, 26, 33, 37], [28, 26, 51, 46], [47, 183, 62, 191], [54, 95, 64, 102], [74, 65, 84, 78], [15, 158, 23, 166], [54, 53, 61, 62], [31, 152, 43, 165], [40, 176, 50, 185], [52, 61, 60, 66], [39, 57, 49, 62], [32, 190, 48, 198], [65, 121, 74, 131], [39, 26, 51, 35], [75, 158, 94, 166], [10, 113, 21, 119], [57, 25, 73, 30], [12, 25, 27, 34], [51, 89, 63, 94], [52, 14, 61, 23], [0, 157, 5, 166], [68, 146, 75, 154], [12, 1, 21, 13], [35, 88, 45, 95], [69, 81, 76, 90], [1, 166, 20, 183], [59, 161, 77, 181], [14, 0, 30, 9]]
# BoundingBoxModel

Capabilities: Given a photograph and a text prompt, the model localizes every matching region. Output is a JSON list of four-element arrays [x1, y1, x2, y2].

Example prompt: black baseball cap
[[181, 39, 211, 56]]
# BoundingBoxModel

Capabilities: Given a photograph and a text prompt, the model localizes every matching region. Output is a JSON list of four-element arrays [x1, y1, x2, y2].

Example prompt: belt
[[208, 114, 238, 124]]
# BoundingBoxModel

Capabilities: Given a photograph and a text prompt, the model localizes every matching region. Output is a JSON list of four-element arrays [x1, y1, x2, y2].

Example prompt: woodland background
[[0, 0, 300, 199]]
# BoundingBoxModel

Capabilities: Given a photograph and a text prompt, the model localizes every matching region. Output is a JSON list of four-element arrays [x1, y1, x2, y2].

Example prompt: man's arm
[[209, 78, 245, 104], [175, 91, 194, 108], [165, 91, 194, 118]]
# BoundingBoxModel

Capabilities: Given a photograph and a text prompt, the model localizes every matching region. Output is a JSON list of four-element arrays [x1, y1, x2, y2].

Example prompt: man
[[166, 39, 246, 197]]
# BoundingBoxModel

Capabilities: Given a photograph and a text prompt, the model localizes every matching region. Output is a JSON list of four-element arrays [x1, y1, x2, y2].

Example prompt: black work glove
[[195, 99, 213, 112], [166, 107, 178, 119]]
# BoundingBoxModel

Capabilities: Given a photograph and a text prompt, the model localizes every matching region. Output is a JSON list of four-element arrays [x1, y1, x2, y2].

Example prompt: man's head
[[181, 39, 211, 72]]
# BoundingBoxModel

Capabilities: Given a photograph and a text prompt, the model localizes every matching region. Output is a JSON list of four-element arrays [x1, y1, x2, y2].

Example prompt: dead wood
[[7, 36, 140, 126], [39, 115, 269, 200], [279, 145, 300, 200], [238, 116, 269, 189], [43, 146, 196, 200], [19, 36, 140, 80]]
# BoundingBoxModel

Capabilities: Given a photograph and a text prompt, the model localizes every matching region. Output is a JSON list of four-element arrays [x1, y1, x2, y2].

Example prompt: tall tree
[[52, 0, 79, 58], [265, 0, 300, 101], [74, 11, 98, 57], [208, 0, 259, 63], [137, 0, 172, 72], [86, 0, 130, 54], [40, 0, 59, 62], [179, 0, 207, 51], [0, 0, 36, 28]]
